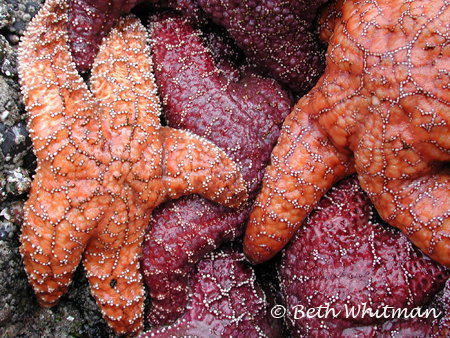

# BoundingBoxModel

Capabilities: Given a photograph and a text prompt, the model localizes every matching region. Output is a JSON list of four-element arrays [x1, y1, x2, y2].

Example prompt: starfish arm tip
[[160, 126, 248, 208]]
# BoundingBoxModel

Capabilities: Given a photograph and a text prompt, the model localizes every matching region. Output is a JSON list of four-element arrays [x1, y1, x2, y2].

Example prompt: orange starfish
[[18, 0, 247, 335], [244, 0, 450, 268]]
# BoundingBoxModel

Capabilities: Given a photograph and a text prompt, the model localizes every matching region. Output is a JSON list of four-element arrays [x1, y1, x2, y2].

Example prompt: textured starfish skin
[[279, 175, 450, 337], [18, 0, 247, 335], [140, 244, 285, 338], [141, 13, 293, 327], [244, 0, 450, 267], [197, 0, 328, 95], [68, 0, 204, 72], [68, 0, 140, 72]]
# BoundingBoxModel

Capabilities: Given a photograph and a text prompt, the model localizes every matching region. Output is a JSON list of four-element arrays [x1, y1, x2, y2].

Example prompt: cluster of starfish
[[17, 0, 450, 336], [141, 12, 293, 327], [67, 0, 329, 95], [279, 175, 450, 336], [244, 0, 450, 269], [18, 0, 247, 335]]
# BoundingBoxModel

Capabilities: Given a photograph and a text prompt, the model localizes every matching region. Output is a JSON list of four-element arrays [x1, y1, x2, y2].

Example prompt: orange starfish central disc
[[18, 0, 247, 335], [244, 0, 450, 268]]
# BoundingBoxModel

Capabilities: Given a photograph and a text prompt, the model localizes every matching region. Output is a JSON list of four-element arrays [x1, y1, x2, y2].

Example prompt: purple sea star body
[[141, 12, 293, 326], [68, 0, 204, 72], [279, 175, 450, 337], [197, 0, 328, 94], [139, 244, 285, 338]]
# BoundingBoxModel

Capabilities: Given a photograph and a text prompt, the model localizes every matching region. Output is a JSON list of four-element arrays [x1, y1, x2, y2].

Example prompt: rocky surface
[[0, 237, 114, 337]]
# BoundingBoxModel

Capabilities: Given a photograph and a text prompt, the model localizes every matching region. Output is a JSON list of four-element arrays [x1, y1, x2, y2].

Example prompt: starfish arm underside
[[160, 126, 248, 208], [243, 103, 354, 264]]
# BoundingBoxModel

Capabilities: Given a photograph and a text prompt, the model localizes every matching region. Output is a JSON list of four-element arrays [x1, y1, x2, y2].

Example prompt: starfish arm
[[74, 15, 159, 336], [20, 173, 110, 307], [89, 14, 161, 160], [160, 126, 248, 208], [360, 169, 450, 268], [18, 0, 105, 307], [355, 107, 450, 268], [243, 101, 354, 264], [18, 0, 102, 162], [82, 191, 147, 336]]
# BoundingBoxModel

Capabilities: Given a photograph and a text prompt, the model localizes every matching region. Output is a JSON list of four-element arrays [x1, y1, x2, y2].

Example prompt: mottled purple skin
[[67, 0, 204, 72], [278, 175, 450, 338], [150, 13, 293, 197], [140, 13, 293, 327], [68, 0, 140, 72], [201, 23, 245, 81], [141, 196, 252, 326], [197, 0, 328, 95], [139, 244, 285, 338], [341, 281, 450, 337]]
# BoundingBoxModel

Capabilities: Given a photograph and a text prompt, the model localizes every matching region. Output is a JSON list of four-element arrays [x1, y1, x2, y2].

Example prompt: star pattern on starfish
[[18, 0, 247, 335], [244, 0, 450, 268]]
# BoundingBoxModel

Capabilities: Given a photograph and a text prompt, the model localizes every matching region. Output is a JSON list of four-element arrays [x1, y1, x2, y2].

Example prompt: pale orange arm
[[244, 101, 354, 264], [18, 0, 103, 306], [160, 126, 248, 208]]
